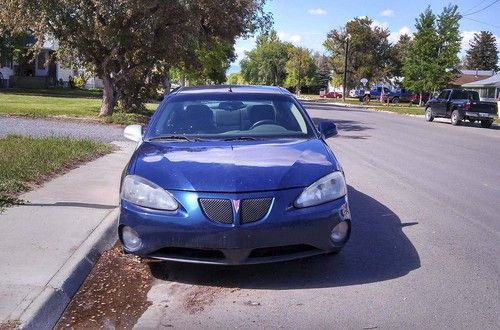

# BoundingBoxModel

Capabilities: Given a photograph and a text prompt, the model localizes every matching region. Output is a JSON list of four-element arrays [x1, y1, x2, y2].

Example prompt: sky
[[229, 0, 500, 73]]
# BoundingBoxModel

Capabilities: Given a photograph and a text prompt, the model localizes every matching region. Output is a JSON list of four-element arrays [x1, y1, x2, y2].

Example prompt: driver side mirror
[[123, 124, 143, 142], [318, 120, 338, 139]]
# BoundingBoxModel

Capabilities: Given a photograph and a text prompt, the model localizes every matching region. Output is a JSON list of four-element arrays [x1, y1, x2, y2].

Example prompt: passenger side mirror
[[318, 120, 338, 139], [123, 124, 143, 142]]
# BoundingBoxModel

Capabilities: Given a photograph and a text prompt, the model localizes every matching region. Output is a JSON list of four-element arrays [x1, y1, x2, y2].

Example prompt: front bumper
[[465, 111, 498, 120], [118, 188, 351, 265]]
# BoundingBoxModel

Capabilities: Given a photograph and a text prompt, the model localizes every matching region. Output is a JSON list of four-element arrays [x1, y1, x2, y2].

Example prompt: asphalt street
[[133, 103, 500, 329]]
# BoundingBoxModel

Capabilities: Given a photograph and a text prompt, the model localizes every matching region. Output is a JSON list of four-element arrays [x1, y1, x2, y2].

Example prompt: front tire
[[480, 120, 493, 128], [392, 97, 399, 104], [425, 107, 434, 122], [451, 110, 462, 126]]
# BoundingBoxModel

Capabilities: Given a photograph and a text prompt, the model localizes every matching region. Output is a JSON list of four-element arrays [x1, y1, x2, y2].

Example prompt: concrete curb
[[298, 99, 368, 110], [19, 208, 119, 329]]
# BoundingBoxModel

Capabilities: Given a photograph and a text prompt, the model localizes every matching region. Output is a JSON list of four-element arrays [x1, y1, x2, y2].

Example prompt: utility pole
[[342, 34, 351, 102]]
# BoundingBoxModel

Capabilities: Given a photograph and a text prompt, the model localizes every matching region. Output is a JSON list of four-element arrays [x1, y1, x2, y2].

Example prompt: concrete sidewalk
[[0, 141, 135, 329]]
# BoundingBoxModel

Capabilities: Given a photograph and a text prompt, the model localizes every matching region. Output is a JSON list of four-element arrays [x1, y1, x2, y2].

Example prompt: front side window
[[438, 91, 450, 99], [147, 95, 313, 139]]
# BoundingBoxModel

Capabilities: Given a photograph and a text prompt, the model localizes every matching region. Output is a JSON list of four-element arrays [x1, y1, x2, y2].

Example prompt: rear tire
[[480, 120, 493, 128], [425, 107, 434, 122], [451, 110, 461, 126]]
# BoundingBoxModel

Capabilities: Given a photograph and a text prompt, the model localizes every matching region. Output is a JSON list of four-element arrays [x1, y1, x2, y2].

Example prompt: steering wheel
[[250, 119, 276, 130]]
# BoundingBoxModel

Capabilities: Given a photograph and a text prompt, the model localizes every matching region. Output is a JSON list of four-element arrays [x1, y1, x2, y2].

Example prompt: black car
[[425, 89, 498, 128]]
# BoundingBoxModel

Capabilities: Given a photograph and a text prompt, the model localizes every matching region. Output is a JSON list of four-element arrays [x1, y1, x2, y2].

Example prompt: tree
[[403, 5, 462, 103], [402, 7, 440, 104], [435, 4, 462, 90], [284, 47, 317, 95], [465, 31, 499, 71], [240, 31, 292, 86], [313, 52, 332, 91], [390, 34, 413, 79], [0, 0, 271, 116], [227, 72, 245, 85], [323, 17, 392, 89]]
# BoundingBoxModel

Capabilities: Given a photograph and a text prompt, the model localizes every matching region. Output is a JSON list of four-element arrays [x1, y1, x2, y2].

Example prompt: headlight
[[295, 172, 347, 208], [121, 175, 178, 210]]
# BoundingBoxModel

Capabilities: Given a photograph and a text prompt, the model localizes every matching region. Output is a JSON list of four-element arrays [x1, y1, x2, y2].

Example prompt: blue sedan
[[119, 85, 351, 265]]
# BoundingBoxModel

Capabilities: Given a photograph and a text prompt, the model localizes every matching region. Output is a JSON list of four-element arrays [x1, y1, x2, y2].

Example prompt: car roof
[[174, 85, 291, 95]]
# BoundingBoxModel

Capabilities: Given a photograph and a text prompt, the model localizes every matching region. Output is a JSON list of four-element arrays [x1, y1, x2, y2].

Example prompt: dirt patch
[[183, 285, 226, 314], [0, 321, 20, 330], [55, 245, 154, 329]]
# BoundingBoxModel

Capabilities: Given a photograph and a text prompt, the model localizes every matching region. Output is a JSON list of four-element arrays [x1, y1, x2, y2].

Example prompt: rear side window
[[467, 91, 480, 101]]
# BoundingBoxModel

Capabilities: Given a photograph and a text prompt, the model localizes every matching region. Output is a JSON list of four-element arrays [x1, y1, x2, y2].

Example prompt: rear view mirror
[[318, 120, 338, 139], [123, 124, 143, 142]]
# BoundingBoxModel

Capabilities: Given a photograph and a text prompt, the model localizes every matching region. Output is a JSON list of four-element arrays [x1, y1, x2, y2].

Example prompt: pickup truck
[[390, 88, 413, 103], [425, 89, 498, 128]]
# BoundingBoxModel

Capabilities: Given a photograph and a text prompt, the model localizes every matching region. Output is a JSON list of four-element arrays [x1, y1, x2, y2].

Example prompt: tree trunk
[[99, 72, 115, 117], [163, 68, 171, 94], [419, 91, 423, 107], [179, 74, 185, 87]]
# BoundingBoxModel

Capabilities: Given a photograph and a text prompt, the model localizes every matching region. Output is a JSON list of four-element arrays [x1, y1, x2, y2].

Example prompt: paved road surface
[[133, 103, 499, 329], [0, 116, 125, 142]]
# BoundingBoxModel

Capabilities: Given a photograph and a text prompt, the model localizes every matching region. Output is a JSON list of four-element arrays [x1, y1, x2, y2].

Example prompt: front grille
[[199, 198, 233, 224], [241, 198, 273, 224]]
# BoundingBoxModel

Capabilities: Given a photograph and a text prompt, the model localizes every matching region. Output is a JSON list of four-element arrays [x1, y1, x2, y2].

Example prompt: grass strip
[[0, 135, 111, 209]]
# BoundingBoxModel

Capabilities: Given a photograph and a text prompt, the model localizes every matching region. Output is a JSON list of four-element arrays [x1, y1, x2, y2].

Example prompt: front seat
[[184, 104, 216, 133], [247, 104, 275, 128]]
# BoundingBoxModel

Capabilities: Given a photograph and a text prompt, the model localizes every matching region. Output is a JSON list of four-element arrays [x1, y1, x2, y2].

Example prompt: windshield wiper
[[223, 136, 258, 141], [148, 135, 197, 142]]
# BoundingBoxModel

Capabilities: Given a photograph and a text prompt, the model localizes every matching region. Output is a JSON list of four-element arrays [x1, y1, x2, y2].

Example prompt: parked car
[[349, 89, 363, 98], [119, 85, 352, 264], [410, 92, 431, 105], [367, 86, 391, 100], [389, 88, 413, 103], [425, 89, 498, 128], [321, 91, 343, 99]]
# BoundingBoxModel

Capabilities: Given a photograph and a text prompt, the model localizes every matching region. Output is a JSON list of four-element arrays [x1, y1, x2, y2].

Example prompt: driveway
[[129, 103, 500, 328], [0, 116, 125, 142]]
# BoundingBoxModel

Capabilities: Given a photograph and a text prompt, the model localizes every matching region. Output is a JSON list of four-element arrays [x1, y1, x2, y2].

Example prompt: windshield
[[146, 94, 314, 139]]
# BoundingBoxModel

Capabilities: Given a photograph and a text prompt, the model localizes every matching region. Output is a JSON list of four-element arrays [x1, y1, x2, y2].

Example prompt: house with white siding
[[0, 36, 77, 88]]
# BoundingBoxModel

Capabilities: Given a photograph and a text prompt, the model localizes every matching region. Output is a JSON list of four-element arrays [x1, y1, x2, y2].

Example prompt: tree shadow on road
[[149, 186, 420, 289], [311, 117, 373, 139], [432, 119, 500, 131]]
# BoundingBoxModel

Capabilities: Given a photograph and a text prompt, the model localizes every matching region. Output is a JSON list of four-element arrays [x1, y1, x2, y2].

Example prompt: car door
[[432, 90, 450, 116]]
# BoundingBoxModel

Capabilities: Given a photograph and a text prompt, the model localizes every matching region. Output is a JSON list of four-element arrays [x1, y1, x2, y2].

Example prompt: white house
[[0, 36, 78, 88]]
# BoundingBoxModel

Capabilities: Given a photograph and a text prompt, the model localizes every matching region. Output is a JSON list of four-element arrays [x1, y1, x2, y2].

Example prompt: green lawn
[[0, 89, 158, 125], [0, 135, 112, 209]]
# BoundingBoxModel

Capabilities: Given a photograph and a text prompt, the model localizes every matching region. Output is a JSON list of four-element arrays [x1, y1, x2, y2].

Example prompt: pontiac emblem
[[233, 199, 240, 213]]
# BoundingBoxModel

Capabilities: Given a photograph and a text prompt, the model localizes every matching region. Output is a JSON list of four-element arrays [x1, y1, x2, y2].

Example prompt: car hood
[[131, 139, 339, 193]]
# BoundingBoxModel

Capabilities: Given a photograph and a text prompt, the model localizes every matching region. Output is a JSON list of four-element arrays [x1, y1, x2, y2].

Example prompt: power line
[[465, 0, 489, 12], [463, 0, 499, 16], [463, 17, 500, 30]]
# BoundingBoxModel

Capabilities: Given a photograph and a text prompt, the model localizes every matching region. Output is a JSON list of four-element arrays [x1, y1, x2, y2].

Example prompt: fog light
[[122, 226, 142, 251], [330, 221, 349, 243]]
